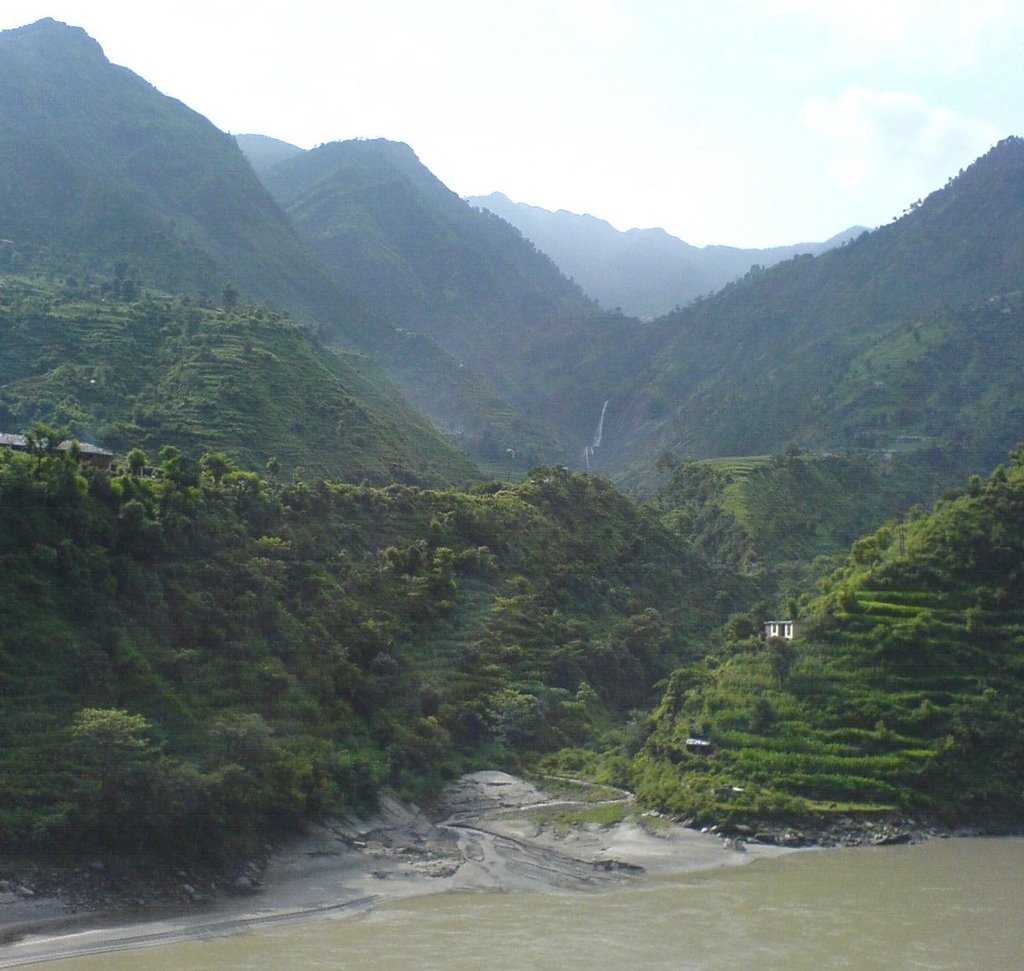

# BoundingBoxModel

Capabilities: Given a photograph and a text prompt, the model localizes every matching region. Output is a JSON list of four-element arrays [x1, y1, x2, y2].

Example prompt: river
[[23, 837, 1024, 970]]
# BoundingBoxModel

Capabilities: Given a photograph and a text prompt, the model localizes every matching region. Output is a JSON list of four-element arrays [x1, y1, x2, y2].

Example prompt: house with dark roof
[[0, 432, 113, 469]]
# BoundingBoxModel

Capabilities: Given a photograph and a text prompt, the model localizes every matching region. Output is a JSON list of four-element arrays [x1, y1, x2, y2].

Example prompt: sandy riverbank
[[0, 771, 789, 967]]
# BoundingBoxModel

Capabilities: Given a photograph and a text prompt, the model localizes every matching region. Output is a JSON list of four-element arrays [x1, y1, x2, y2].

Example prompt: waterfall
[[592, 399, 609, 448], [583, 400, 610, 469]]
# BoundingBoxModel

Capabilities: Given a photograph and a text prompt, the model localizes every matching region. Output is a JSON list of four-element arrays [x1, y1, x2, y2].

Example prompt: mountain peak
[[235, 133, 305, 175], [3, 17, 106, 59], [316, 137, 420, 165], [980, 133, 1024, 160]]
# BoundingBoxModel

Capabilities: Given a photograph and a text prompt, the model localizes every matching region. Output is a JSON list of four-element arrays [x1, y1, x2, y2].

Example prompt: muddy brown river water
[[21, 836, 1024, 970]]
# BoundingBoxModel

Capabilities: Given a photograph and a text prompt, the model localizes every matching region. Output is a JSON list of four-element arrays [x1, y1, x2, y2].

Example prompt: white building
[[759, 620, 795, 640]]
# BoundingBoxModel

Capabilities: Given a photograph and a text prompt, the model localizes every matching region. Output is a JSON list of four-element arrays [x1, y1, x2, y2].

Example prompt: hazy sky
[[1, 1, 1019, 246]]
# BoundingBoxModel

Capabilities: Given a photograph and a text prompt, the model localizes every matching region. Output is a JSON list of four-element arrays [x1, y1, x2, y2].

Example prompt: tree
[[200, 451, 232, 484], [158, 445, 199, 487], [68, 708, 161, 843], [126, 448, 147, 476], [24, 422, 70, 456]]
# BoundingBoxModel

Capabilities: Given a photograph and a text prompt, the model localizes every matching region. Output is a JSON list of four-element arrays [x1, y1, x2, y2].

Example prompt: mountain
[[0, 18, 484, 483], [251, 140, 600, 387], [600, 138, 1024, 489], [6, 20, 1021, 498], [0, 19, 369, 331], [468, 192, 864, 319], [635, 449, 1024, 829], [244, 136, 635, 461], [0, 276, 478, 485], [234, 133, 304, 175]]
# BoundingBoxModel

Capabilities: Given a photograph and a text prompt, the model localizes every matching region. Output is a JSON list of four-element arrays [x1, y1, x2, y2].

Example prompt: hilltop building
[[759, 620, 795, 641]]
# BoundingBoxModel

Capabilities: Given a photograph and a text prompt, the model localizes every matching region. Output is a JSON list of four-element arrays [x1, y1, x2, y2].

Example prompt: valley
[[1, 16, 1024, 942]]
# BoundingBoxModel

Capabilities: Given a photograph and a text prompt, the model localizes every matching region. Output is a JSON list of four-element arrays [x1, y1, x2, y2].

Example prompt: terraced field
[[635, 453, 1024, 826]]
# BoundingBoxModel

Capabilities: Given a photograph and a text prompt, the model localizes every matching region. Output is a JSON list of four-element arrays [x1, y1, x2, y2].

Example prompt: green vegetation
[[531, 803, 629, 835], [655, 452, 892, 567], [0, 445, 728, 859], [251, 137, 636, 461], [3, 19, 1024, 865], [0, 273, 477, 485], [605, 139, 1024, 492], [650, 450, 940, 609], [634, 450, 1024, 828]]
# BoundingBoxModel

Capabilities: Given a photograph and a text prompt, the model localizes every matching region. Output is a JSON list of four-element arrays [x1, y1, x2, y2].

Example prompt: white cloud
[[802, 85, 1001, 191], [733, 0, 1010, 67], [557, 0, 639, 50]]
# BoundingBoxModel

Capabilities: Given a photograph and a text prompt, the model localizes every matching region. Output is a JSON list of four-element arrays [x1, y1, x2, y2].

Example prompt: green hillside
[[0, 448, 733, 858], [0, 19, 552, 478], [250, 138, 632, 454], [0, 272, 477, 485], [604, 138, 1024, 489], [653, 451, 943, 579], [633, 450, 1024, 829], [0, 19, 367, 332]]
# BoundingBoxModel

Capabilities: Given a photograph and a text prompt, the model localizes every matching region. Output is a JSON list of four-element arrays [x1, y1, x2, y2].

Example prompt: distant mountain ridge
[[234, 133, 305, 174], [468, 192, 864, 318], [600, 136, 1024, 488]]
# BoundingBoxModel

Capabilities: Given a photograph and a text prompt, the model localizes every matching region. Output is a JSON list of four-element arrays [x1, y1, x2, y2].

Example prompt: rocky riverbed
[[2, 772, 965, 967]]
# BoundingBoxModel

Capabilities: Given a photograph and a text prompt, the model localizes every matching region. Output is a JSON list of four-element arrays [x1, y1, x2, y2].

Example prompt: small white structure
[[759, 620, 795, 641]]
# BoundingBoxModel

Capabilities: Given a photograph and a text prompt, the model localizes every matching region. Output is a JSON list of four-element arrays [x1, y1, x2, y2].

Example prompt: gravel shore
[[0, 771, 787, 968]]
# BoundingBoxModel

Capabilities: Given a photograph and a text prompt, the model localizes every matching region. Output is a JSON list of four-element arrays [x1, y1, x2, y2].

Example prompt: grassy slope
[[634, 451, 1024, 827], [0, 274, 478, 485], [606, 139, 1024, 489]]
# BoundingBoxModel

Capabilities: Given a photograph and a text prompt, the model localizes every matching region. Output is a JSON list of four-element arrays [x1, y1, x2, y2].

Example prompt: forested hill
[[249, 137, 621, 444], [0, 276, 478, 485], [0, 446, 744, 858], [634, 450, 1024, 830], [0, 19, 364, 334], [604, 137, 1024, 488], [0, 19, 544, 477]]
